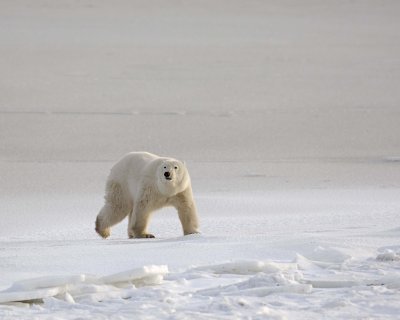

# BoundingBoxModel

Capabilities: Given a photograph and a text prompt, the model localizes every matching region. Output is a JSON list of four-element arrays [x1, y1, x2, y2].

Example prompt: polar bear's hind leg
[[95, 181, 132, 238]]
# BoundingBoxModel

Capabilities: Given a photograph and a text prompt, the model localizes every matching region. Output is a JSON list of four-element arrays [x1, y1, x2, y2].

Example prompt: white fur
[[95, 152, 200, 239]]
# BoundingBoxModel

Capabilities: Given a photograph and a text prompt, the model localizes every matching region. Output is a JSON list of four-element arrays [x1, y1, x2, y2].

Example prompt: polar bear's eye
[[174, 166, 178, 170], [163, 166, 167, 169]]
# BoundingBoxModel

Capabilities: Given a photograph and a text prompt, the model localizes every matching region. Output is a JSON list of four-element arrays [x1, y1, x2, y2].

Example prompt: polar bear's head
[[156, 158, 190, 196]]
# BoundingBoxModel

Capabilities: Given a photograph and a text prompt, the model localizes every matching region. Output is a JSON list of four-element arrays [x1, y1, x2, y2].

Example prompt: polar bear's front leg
[[128, 188, 155, 239], [178, 205, 200, 235], [128, 205, 155, 238], [172, 188, 200, 235]]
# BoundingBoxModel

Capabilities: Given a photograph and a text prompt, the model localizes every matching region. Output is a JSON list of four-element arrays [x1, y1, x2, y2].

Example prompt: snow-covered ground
[[1, 0, 400, 319]]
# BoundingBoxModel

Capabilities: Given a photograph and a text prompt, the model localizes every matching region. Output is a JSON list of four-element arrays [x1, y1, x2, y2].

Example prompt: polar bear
[[95, 152, 200, 239]]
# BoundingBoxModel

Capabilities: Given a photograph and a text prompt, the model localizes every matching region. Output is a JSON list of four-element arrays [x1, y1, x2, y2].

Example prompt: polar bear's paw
[[95, 218, 111, 239]]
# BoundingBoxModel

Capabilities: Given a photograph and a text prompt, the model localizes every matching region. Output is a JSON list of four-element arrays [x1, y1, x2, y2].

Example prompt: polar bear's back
[[109, 152, 159, 182]]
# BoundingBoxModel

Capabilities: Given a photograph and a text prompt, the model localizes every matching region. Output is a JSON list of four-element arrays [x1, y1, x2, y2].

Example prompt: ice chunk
[[195, 260, 297, 275], [8, 275, 86, 291], [196, 270, 308, 297], [99, 265, 169, 286], [304, 279, 360, 288], [295, 254, 323, 271], [223, 284, 312, 296], [0, 287, 61, 304], [295, 246, 352, 270], [0, 275, 85, 304], [63, 292, 75, 304], [302, 246, 352, 265], [0, 266, 167, 304], [376, 250, 400, 261]]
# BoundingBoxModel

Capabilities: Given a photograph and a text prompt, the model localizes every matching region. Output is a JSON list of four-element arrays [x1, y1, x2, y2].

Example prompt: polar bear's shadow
[[101, 233, 204, 246]]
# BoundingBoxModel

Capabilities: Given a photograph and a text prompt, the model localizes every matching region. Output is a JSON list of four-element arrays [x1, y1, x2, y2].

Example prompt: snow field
[[1, 246, 400, 319], [1, 187, 400, 318]]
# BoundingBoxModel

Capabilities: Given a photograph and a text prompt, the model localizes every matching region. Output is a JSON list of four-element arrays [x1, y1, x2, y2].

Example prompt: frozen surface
[[1, 0, 400, 319]]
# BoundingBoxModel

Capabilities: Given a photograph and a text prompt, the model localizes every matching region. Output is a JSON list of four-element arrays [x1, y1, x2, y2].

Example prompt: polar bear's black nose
[[164, 172, 171, 178]]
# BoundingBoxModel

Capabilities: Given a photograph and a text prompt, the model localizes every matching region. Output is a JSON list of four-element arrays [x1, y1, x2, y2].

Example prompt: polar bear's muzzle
[[164, 171, 172, 180]]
